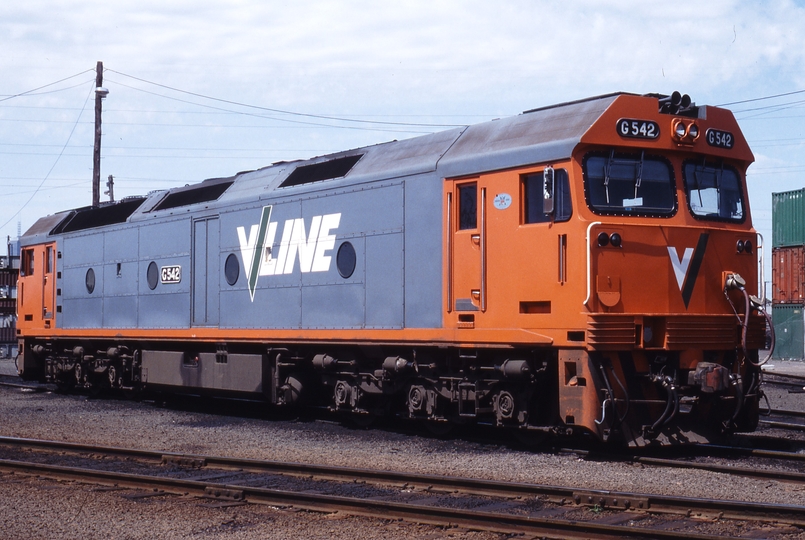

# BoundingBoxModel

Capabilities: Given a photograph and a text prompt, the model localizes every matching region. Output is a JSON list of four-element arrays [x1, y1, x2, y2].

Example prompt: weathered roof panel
[[437, 94, 619, 177], [22, 212, 72, 242]]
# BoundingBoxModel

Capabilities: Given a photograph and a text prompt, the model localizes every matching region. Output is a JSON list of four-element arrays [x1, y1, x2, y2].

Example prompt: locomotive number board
[[705, 128, 734, 149], [161, 265, 182, 284], [617, 118, 660, 140]]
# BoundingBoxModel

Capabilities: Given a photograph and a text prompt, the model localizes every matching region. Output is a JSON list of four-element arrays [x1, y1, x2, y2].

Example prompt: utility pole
[[92, 61, 108, 207]]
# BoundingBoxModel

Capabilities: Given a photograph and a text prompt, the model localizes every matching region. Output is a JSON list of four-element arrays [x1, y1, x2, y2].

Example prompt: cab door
[[42, 244, 55, 327], [17, 242, 56, 331], [446, 179, 489, 327]]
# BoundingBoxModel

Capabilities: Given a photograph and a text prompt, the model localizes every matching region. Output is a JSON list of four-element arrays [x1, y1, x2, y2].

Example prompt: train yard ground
[[2, 355, 805, 538]]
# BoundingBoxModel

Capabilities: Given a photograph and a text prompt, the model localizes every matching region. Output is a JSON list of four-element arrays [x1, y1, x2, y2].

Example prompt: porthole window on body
[[147, 261, 159, 290], [224, 253, 239, 286], [85, 268, 95, 294], [336, 242, 356, 279]]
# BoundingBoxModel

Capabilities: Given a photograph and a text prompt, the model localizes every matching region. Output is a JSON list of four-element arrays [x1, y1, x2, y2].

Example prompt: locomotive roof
[[24, 92, 670, 239]]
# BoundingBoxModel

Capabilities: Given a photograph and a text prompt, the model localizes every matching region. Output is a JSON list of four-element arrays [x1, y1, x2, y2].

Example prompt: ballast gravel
[[1, 357, 805, 539]]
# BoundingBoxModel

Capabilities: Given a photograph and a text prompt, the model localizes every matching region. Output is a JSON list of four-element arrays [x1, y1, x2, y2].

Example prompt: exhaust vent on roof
[[280, 154, 363, 188], [152, 179, 233, 211], [51, 197, 147, 234]]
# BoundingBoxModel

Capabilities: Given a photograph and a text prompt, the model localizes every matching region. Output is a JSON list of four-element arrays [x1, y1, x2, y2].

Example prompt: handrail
[[757, 232, 765, 305], [584, 221, 602, 307], [480, 187, 487, 312], [446, 192, 453, 313]]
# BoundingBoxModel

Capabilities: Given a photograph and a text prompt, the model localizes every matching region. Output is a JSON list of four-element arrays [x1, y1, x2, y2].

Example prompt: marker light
[[598, 232, 609, 247], [736, 240, 745, 253], [609, 233, 622, 248]]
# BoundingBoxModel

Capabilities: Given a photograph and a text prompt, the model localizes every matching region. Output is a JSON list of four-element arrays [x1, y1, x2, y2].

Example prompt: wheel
[[107, 365, 117, 387]]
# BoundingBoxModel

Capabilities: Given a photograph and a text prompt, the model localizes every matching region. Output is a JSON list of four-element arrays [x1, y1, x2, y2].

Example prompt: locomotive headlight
[[736, 240, 745, 253], [597, 232, 609, 247], [672, 119, 699, 145], [745, 240, 753, 254], [609, 233, 622, 248]]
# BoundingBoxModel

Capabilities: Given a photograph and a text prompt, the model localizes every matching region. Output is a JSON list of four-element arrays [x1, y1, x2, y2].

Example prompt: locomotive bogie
[[15, 92, 768, 446]]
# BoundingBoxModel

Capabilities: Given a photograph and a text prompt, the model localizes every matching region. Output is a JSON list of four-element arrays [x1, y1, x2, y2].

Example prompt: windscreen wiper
[[634, 150, 644, 199], [603, 149, 614, 204]]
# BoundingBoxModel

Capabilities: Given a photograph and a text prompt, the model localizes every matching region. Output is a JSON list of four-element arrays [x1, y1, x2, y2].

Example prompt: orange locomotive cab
[[444, 92, 764, 446], [16, 242, 57, 379]]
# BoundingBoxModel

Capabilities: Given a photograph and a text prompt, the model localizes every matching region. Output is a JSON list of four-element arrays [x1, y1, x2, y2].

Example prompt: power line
[[0, 115, 435, 133], [0, 84, 94, 230], [105, 77, 439, 135], [106, 68, 467, 129], [0, 103, 487, 120], [0, 69, 95, 103], [717, 88, 805, 107]]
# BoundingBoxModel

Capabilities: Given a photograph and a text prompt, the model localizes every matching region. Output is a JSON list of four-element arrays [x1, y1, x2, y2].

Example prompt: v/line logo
[[237, 206, 342, 301], [666, 233, 709, 309]]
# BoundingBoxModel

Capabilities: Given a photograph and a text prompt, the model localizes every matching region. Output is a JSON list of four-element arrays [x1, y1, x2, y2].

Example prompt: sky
[[2, 0, 805, 286]]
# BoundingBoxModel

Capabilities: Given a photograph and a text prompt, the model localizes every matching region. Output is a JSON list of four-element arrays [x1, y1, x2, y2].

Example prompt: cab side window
[[458, 183, 477, 230], [21, 249, 34, 277], [523, 168, 571, 223]]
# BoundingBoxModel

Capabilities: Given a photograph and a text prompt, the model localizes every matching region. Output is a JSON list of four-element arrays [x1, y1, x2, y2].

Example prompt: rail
[[1, 436, 805, 537]]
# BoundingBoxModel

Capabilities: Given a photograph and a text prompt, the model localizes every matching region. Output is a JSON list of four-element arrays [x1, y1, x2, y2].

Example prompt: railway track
[[0, 374, 49, 392], [553, 441, 805, 509], [763, 372, 805, 392], [0, 436, 803, 539], [760, 408, 805, 431]]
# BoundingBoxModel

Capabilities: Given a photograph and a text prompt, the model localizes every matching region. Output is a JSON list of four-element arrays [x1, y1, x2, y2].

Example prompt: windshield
[[584, 151, 676, 216], [682, 161, 744, 222]]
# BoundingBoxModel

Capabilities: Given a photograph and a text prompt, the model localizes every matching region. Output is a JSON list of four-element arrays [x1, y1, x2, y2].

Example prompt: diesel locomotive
[[15, 92, 769, 446]]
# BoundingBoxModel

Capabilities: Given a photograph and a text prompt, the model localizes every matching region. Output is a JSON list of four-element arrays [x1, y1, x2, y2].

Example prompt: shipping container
[[772, 246, 805, 303], [0, 325, 15, 344], [773, 188, 805, 248], [0, 269, 17, 287], [772, 304, 805, 360], [0, 253, 18, 349]]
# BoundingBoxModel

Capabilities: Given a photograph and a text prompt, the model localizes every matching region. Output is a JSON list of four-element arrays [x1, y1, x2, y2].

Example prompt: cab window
[[682, 161, 744, 222], [524, 168, 571, 223], [583, 151, 676, 216], [21, 249, 34, 277], [458, 183, 477, 230]]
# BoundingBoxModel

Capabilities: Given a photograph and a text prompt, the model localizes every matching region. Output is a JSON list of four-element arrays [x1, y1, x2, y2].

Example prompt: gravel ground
[[0, 473, 500, 540], [1, 356, 805, 538]]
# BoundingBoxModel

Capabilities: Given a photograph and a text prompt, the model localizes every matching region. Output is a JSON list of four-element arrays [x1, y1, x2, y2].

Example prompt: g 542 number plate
[[617, 118, 660, 140], [161, 265, 182, 284], [706, 128, 734, 149]]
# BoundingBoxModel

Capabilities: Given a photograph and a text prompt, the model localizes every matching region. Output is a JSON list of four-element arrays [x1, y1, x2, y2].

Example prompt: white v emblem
[[667, 246, 694, 290]]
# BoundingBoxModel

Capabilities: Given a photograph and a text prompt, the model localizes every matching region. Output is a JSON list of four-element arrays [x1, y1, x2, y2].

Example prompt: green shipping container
[[773, 188, 805, 248], [772, 303, 804, 360]]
